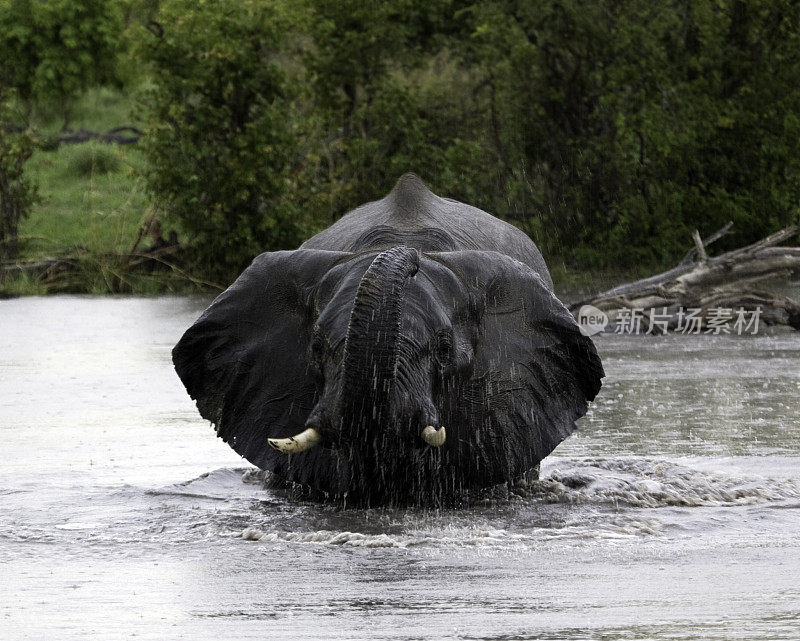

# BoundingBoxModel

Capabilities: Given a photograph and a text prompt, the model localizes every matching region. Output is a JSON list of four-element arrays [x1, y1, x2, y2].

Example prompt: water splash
[[524, 457, 800, 508]]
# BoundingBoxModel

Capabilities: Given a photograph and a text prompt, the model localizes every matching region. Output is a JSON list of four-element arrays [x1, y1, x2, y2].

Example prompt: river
[[1, 296, 799, 640]]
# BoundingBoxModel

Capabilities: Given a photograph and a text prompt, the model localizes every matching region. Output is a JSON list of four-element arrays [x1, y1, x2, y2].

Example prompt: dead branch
[[570, 225, 800, 332], [1, 246, 224, 294], [679, 221, 733, 265]]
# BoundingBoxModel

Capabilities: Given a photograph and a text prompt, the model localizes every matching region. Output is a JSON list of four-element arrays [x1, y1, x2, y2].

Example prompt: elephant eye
[[434, 330, 453, 366], [310, 332, 325, 361]]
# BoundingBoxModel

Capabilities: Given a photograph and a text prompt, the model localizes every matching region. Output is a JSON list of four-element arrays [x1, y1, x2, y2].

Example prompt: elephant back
[[301, 173, 553, 291]]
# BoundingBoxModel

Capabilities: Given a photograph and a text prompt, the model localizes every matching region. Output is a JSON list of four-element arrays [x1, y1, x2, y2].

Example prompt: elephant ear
[[172, 249, 351, 475], [432, 251, 604, 480]]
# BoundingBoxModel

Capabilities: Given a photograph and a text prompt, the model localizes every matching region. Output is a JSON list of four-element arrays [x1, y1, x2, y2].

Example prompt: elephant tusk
[[421, 425, 446, 447], [268, 427, 322, 454]]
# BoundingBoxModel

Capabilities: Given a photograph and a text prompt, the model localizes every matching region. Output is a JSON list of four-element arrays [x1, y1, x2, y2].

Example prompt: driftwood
[[570, 225, 800, 333]]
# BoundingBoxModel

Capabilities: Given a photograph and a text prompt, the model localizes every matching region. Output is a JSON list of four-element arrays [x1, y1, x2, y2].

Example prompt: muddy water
[[1, 296, 799, 640]]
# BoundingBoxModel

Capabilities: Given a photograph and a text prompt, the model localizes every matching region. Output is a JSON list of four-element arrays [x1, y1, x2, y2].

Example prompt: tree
[[298, 0, 476, 223], [137, 0, 302, 282], [457, 0, 800, 268], [0, 89, 37, 262], [133, 0, 800, 280], [0, 0, 124, 123]]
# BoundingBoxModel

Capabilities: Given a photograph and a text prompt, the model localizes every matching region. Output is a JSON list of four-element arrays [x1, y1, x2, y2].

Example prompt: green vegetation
[[22, 140, 145, 258], [1, 0, 799, 295], [0, 0, 124, 126], [137, 0, 303, 282], [0, 88, 38, 262], [66, 142, 122, 177]]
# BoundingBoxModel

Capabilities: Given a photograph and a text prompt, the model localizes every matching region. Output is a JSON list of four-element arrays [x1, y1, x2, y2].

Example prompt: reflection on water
[[1, 296, 799, 640]]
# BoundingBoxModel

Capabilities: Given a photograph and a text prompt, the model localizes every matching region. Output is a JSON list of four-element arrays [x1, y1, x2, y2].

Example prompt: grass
[[4, 88, 149, 288], [0, 271, 49, 296], [19, 142, 149, 260], [66, 142, 123, 177]]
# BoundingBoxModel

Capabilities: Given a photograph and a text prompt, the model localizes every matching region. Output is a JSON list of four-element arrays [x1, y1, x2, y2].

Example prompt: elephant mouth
[[339, 439, 454, 504]]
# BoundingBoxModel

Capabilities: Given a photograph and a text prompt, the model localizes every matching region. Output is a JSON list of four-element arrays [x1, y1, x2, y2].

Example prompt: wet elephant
[[173, 174, 603, 504]]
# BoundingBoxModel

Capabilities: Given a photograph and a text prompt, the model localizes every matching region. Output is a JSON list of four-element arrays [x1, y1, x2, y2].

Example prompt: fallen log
[[56, 126, 143, 145], [569, 225, 800, 333]]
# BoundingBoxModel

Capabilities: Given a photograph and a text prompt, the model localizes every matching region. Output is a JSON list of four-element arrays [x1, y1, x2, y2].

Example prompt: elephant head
[[173, 246, 603, 504]]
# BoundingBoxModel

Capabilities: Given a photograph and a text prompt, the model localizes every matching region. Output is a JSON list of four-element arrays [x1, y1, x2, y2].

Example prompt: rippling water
[[1, 296, 799, 640]]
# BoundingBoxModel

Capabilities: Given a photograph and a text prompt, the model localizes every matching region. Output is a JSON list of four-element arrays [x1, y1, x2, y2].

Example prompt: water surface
[[1, 296, 799, 640]]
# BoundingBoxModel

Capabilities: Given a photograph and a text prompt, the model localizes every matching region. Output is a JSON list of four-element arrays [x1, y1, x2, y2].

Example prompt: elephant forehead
[[401, 278, 453, 327], [311, 251, 469, 333], [311, 253, 376, 311]]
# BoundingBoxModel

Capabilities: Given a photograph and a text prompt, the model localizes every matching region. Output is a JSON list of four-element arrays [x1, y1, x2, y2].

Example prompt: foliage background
[[2, 0, 799, 287]]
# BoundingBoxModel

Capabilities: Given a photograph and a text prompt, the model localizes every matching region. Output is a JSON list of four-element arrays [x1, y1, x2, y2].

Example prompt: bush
[[136, 0, 303, 283], [66, 142, 121, 177], [296, 0, 475, 228]]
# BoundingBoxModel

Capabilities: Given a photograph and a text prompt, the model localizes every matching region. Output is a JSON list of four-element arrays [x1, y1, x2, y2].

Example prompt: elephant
[[173, 173, 603, 504]]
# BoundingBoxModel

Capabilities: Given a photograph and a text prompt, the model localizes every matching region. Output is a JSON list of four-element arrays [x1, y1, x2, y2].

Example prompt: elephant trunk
[[339, 246, 419, 439]]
